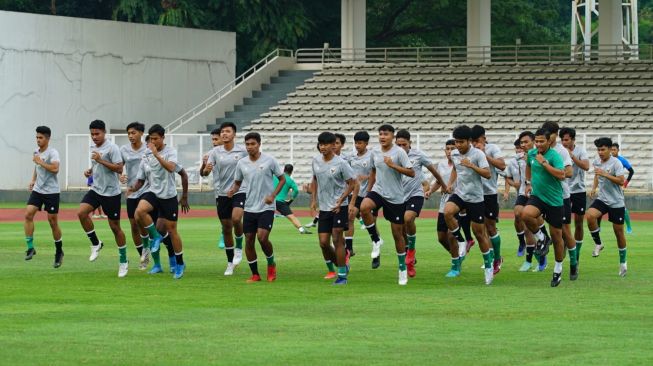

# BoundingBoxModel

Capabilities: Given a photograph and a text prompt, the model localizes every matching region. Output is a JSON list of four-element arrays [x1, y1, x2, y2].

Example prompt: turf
[[1, 217, 651, 365]]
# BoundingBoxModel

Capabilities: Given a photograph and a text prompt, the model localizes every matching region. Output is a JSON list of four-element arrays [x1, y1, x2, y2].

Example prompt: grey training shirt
[[348, 149, 373, 198], [569, 145, 589, 194], [481, 143, 503, 195], [437, 160, 454, 214], [234, 153, 283, 213], [312, 154, 354, 211], [90, 139, 123, 197], [370, 145, 413, 204], [553, 143, 573, 199], [451, 146, 489, 203], [593, 156, 626, 208], [403, 148, 434, 201], [120, 144, 148, 199], [207, 144, 248, 197], [33, 147, 60, 194], [141, 145, 181, 199]]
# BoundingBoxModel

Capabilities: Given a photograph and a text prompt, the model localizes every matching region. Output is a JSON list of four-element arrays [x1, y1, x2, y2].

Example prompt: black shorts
[[405, 196, 425, 216], [526, 195, 563, 229], [82, 190, 121, 220], [562, 198, 572, 225], [216, 193, 246, 220], [318, 208, 349, 233], [127, 197, 158, 222], [141, 192, 179, 222], [365, 191, 405, 224], [590, 199, 625, 225], [275, 200, 293, 216], [27, 191, 60, 214], [515, 195, 529, 207], [447, 194, 485, 224], [483, 194, 499, 222], [243, 210, 274, 234], [355, 195, 378, 216], [570, 192, 587, 216]]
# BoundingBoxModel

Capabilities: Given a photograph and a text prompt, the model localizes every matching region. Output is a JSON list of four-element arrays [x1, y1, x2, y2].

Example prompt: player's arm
[[269, 174, 285, 202], [226, 180, 242, 198], [486, 154, 506, 171], [384, 156, 414, 177], [29, 168, 36, 190], [597, 170, 625, 186], [564, 165, 573, 178], [289, 177, 300, 201], [367, 168, 376, 192], [35, 159, 60, 174], [92, 150, 123, 174], [310, 176, 318, 212], [151, 151, 177, 173], [200, 151, 214, 177], [542, 161, 566, 180], [446, 167, 457, 193], [426, 164, 447, 191], [335, 178, 356, 212], [571, 153, 590, 171], [177, 168, 190, 213], [461, 158, 491, 179], [525, 163, 532, 196], [625, 167, 634, 185], [590, 174, 598, 198]]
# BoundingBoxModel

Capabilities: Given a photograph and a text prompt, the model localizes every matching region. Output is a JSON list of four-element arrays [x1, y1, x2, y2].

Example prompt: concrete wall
[[0, 10, 235, 189]]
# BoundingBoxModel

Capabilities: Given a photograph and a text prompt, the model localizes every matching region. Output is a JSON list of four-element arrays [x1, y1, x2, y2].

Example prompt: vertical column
[[598, 0, 623, 59], [341, 0, 366, 63], [467, 0, 491, 63]]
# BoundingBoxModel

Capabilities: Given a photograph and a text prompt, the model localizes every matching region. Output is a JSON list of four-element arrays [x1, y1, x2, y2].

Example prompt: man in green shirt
[[522, 128, 567, 287], [274, 164, 311, 234]]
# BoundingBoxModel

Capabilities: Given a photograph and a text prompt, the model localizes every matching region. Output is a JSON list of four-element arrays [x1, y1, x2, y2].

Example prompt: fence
[[66, 132, 653, 193]]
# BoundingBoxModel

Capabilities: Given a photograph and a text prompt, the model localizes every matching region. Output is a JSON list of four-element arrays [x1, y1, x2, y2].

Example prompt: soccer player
[[360, 124, 414, 285], [503, 139, 524, 254], [119, 122, 152, 270], [395, 129, 446, 278], [470, 125, 506, 274], [310, 132, 356, 284], [77, 120, 128, 277], [587, 137, 628, 276], [522, 128, 566, 287], [274, 164, 310, 234], [24, 126, 63, 267], [560, 127, 590, 262], [202, 122, 248, 276], [610, 143, 634, 233], [134, 124, 189, 279], [200, 128, 226, 248], [228, 132, 285, 283], [443, 125, 493, 285]]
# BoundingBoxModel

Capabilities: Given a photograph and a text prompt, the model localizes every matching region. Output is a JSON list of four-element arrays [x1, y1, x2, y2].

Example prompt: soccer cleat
[[150, 236, 162, 253], [465, 240, 475, 255], [371, 255, 381, 269], [304, 222, 316, 228], [570, 264, 579, 281], [535, 255, 548, 272], [324, 271, 337, 279], [518, 261, 532, 272], [534, 237, 551, 257], [139, 248, 151, 270], [246, 274, 261, 283], [224, 262, 236, 276], [148, 264, 163, 274], [445, 269, 460, 278], [626, 227, 632, 234], [53, 251, 64, 268], [233, 248, 243, 266], [333, 277, 348, 285], [492, 257, 503, 275], [218, 235, 225, 249], [407, 261, 416, 278], [406, 250, 416, 278], [267, 265, 277, 282], [118, 262, 129, 278], [168, 256, 177, 273], [350, 249, 356, 257], [89, 242, 104, 262], [371, 238, 383, 259], [299, 228, 312, 234], [398, 269, 408, 285], [173, 263, 185, 279], [25, 248, 36, 261], [619, 263, 627, 277], [550, 272, 562, 287], [592, 244, 604, 257], [517, 243, 525, 257], [484, 267, 494, 285]]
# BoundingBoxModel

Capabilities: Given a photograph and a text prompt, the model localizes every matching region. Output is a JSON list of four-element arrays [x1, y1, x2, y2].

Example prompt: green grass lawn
[[1, 217, 651, 365]]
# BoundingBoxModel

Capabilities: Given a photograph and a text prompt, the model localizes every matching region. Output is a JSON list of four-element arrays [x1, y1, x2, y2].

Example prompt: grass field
[[1, 216, 651, 365]]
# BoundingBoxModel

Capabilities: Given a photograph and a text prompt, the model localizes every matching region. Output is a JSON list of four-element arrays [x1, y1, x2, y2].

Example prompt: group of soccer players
[[23, 120, 632, 287]]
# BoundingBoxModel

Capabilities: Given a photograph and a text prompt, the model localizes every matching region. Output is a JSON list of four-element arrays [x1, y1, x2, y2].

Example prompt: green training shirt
[[273, 173, 299, 202], [527, 147, 564, 207]]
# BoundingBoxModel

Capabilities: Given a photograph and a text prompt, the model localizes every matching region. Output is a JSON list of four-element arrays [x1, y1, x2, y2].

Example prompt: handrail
[[165, 48, 294, 133]]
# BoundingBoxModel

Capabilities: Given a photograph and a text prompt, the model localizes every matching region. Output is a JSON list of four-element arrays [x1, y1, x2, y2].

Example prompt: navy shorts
[[447, 194, 484, 224], [570, 192, 587, 216], [484, 194, 499, 222], [216, 193, 246, 220], [526, 195, 563, 229], [318, 207, 349, 233], [365, 191, 405, 224], [141, 192, 178, 222], [275, 200, 293, 217], [405, 196, 425, 216], [82, 190, 121, 220], [27, 191, 60, 214], [590, 199, 625, 225], [243, 210, 274, 234]]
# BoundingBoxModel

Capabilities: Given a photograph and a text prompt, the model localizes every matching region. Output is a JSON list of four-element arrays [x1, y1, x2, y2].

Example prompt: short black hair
[[612, 143, 620, 149], [244, 132, 261, 144], [89, 119, 106, 131], [559, 127, 576, 140], [148, 124, 165, 137], [541, 121, 559, 135], [35, 126, 51, 138], [470, 125, 486, 140], [126, 122, 145, 133], [284, 164, 294, 174], [518, 131, 535, 141], [318, 131, 336, 144], [210, 128, 221, 135], [378, 124, 395, 133], [316, 142, 320, 152], [445, 139, 455, 146], [334, 133, 346, 145], [514, 138, 521, 147], [452, 125, 472, 140], [534, 128, 552, 140], [145, 135, 150, 143], [595, 137, 613, 148], [354, 131, 370, 142], [219, 122, 237, 134], [396, 129, 411, 140]]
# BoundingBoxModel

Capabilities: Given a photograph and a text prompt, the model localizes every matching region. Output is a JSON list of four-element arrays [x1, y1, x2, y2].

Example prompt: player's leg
[[79, 191, 105, 261], [458, 212, 474, 252], [610, 208, 628, 276], [443, 199, 466, 259], [46, 212, 63, 268], [470, 216, 493, 285], [23, 203, 39, 260], [514, 202, 527, 257], [390, 222, 408, 285], [242, 212, 260, 282], [345, 203, 359, 257], [573, 212, 585, 260], [231, 193, 246, 263], [438, 213, 460, 277], [361, 194, 383, 268], [521, 201, 550, 259], [403, 208, 418, 278], [256, 212, 276, 282], [586, 200, 607, 257], [332, 213, 348, 284], [549, 224, 565, 287], [561, 200, 578, 280]]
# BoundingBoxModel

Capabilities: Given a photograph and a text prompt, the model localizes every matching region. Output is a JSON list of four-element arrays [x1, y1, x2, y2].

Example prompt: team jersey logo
[[330, 167, 337, 175]]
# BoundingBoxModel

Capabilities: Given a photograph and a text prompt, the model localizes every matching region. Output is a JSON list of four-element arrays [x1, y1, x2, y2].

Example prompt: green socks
[[141, 235, 150, 249], [25, 237, 34, 250], [235, 235, 244, 250], [624, 209, 632, 231], [619, 248, 627, 264], [398, 252, 407, 271], [266, 254, 275, 266], [337, 266, 347, 278], [326, 260, 335, 272], [482, 251, 493, 269], [146, 223, 161, 240], [152, 248, 161, 266], [118, 246, 127, 263], [490, 234, 501, 259], [576, 241, 582, 262], [407, 234, 416, 250], [568, 247, 578, 266], [451, 257, 461, 272]]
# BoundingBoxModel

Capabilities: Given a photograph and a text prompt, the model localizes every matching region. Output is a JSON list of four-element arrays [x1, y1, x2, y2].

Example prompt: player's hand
[[445, 185, 453, 194], [525, 185, 532, 197], [226, 187, 236, 198], [202, 154, 208, 164], [147, 142, 158, 154], [503, 191, 509, 202], [460, 158, 473, 168], [204, 163, 213, 174], [332, 206, 341, 214], [383, 156, 394, 167], [32, 154, 43, 165], [424, 190, 431, 199], [286, 199, 294, 205], [119, 174, 128, 184], [91, 151, 101, 162], [594, 168, 605, 177], [84, 169, 92, 178], [535, 153, 546, 165], [623, 180, 630, 188], [180, 196, 190, 213], [310, 200, 318, 212], [28, 181, 35, 191], [264, 195, 274, 204], [589, 189, 596, 198]]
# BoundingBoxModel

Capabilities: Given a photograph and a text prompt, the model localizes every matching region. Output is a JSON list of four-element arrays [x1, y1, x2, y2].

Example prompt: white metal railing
[[296, 44, 652, 64], [164, 48, 294, 133], [65, 132, 653, 193]]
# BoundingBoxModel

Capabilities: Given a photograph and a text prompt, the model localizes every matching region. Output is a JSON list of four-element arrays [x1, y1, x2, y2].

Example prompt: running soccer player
[[228, 132, 285, 283], [119, 122, 152, 270], [470, 125, 506, 274], [522, 128, 566, 287], [77, 120, 128, 277], [310, 132, 356, 284], [560, 127, 590, 262], [587, 137, 628, 276], [610, 143, 634, 233], [360, 124, 414, 285], [134, 124, 189, 279], [200, 128, 226, 248], [274, 164, 310, 234], [503, 139, 525, 254], [345, 131, 375, 258], [24, 126, 63, 267], [443, 125, 494, 285], [395, 129, 446, 278]]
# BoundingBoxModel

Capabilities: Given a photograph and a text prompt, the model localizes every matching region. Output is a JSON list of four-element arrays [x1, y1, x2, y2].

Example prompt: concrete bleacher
[[246, 62, 653, 190]]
